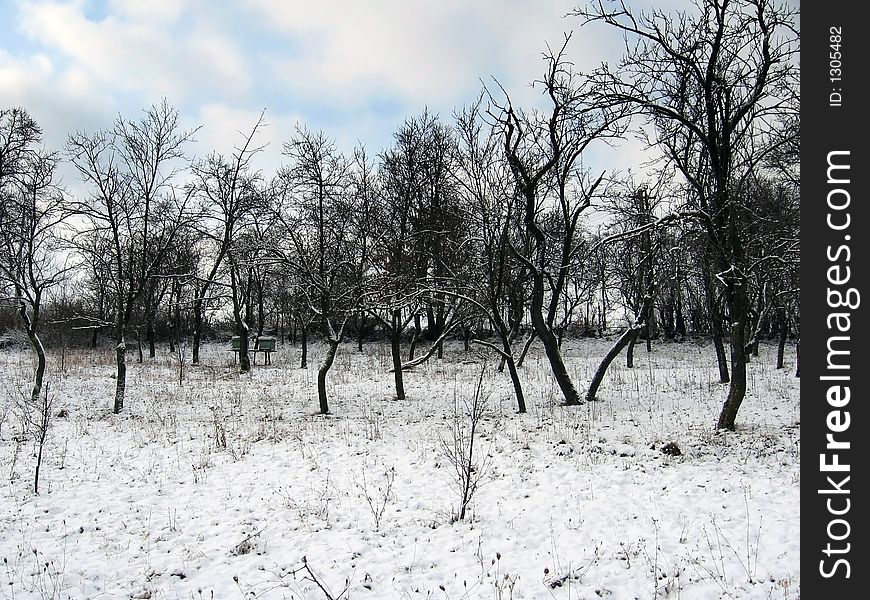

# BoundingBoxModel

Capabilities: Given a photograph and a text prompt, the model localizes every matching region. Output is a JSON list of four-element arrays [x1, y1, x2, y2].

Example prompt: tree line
[[0, 0, 798, 430]]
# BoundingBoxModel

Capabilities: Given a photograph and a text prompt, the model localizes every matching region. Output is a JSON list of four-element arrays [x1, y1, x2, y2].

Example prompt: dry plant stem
[[33, 382, 52, 494], [442, 364, 491, 522]]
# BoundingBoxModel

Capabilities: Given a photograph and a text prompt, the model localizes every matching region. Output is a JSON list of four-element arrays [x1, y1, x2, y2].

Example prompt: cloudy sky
[[2, 0, 690, 177]]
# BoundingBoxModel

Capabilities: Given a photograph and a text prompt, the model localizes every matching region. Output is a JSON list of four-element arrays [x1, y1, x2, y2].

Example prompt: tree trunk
[[192, 299, 203, 365], [491, 317, 526, 413], [424, 305, 435, 341], [357, 313, 365, 352], [391, 310, 405, 400], [717, 273, 749, 430], [135, 328, 144, 363], [34, 382, 50, 494], [505, 354, 526, 413], [29, 333, 47, 406], [498, 319, 522, 373], [408, 314, 421, 360], [237, 326, 251, 373], [702, 255, 729, 383], [712, 330, 730, 383], [317, 339, 339, 414], [530, 275, 580, 405], [300, 324, 308, 368], [114, 336, 126, 414], [18, 302, 46, 405], [626, 329, 638, 368], [147, 317, 156, 359], [587, 326, 639, 402], [776, 316, 787, 369], [435, 303, 445, 359], [717, 325, 747, 429], [516, 331, 536, 368], [256, 287, 265, 338]]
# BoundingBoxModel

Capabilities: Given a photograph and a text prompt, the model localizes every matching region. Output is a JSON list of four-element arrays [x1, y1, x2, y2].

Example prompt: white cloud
[[0, 51, 53, 95], [247, 0, 593, 109], [0, 49, 116, 146], [187, 29, 252, 93], [107, 0, 189, 23], [2, 0, 696, 172], [15, 1, 251, 103], [190, 103, 307, 175]]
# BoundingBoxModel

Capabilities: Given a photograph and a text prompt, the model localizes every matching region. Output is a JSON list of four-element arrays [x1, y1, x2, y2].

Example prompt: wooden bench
[[230, 335, 277, 365]]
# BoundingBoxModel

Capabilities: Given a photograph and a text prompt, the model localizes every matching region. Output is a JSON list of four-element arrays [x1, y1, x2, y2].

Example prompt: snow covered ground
[[0, 338, 800, 599]]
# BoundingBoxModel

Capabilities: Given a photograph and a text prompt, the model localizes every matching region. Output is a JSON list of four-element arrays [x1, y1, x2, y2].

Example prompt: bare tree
[[0, 108, 71, 404], [190, 112, 267, 369], [370, 113, 436, 400], [66, 100, 196, 413], [454, 99, 530, 412], [487, 35, 627, 406], [348, 146, 379, 352], [575, 0, 799, 429], [440, 366, 492, 522], [599, 182, 665, 365], [225, 214, 265, 374], [276, 126, 358, 414], [14, 382, 54, 494]]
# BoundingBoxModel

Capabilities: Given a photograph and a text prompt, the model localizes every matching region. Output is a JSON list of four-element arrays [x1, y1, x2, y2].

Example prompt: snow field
[[0, 339, 800, 599]]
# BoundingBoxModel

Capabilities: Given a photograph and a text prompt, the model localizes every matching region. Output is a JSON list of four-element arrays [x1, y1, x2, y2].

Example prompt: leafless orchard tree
[[66, 100, 196, 413], [0, 108, 72, 404], [161, 228, 200, 354], [574, 0, 799, 429], [274, 125, 360, 413], [189, 111, 268, 370], [368, 114, 429, 400], [225, 205, 270, 374], [347, 146, 379, 353], [584, 183, 664, 402], [453, 99, 530, 412], [487, 35, 628, 406]]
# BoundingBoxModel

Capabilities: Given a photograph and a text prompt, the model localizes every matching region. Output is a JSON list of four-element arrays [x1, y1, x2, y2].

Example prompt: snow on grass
[[0, 338, 800, 599]]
